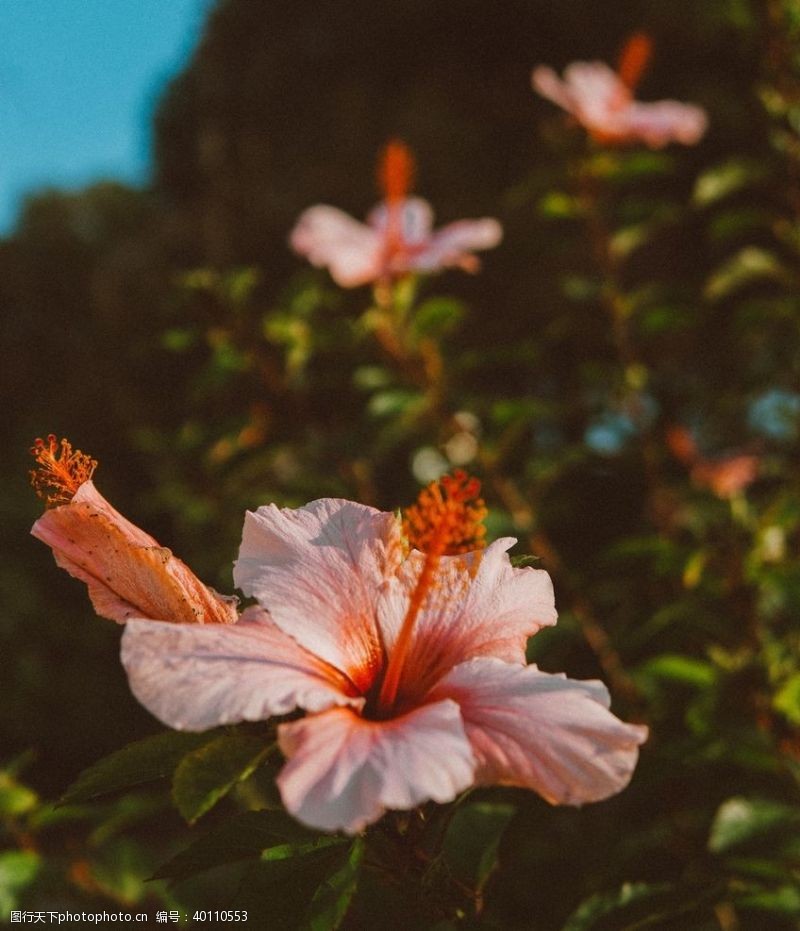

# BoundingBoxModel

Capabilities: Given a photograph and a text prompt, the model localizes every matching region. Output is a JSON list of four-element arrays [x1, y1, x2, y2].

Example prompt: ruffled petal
[[410, 218, 502, 274], [121, 607, 360, 731], [290, 205, 383, 287], [234, 499, 401, 693], [377, 538, 556, 704], [276, 700, 475, 833], [622, 100, 708, 148], [431, 657, 647, 805], [31, 481, 237, 625]]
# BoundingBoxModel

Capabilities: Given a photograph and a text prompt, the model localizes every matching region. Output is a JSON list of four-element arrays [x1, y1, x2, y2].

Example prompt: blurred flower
[[666, 426, 759, 498], [290, 141, 502, 287], [122, 472, 646, 834], [29, 436, 237, 624], [533, 33, 707, 148]]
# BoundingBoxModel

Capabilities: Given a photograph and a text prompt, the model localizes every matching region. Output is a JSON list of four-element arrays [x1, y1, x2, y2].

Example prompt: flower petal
[[276, 700, 475, 833], [290, 205, 382, 287], [411, 218, 502, 274], [623, 101, 708, 148], [31, 481, 237, 625], [431, 657, 647, 805], [121, 607, 360, 731], [234, 499, 401, 693], [532, 65, 574, 111], [377, 538, 556, 704]]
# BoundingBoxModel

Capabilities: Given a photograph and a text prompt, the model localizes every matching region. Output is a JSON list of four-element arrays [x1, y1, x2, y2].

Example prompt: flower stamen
[[30, 435, 97, 508], [617, 32, 652, 91], [377, 471, 486, 713], [378, 139, 415, 205]]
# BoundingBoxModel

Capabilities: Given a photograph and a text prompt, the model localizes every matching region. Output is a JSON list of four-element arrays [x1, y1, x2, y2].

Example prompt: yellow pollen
[[30, 434, 97, 508], [617, 32, 653, 91], [377, 471, 487, 713], [378, 139, 415, 204]]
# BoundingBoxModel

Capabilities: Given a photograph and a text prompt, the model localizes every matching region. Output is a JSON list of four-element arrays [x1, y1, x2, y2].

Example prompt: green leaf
[[0, 773, 38, 817], [153, 809, 320, 881], [709, 797, 800, 854], [238, 838, 353, 929], [539, 191, 584, 219], [510, 554, 541, 568], [736, 883, 800, 916], [304, 837, 365, 930], [0, 851, 40, 914], [171, 733, 270, 823], [411, 297, 465, 340], [562, 882, 673, 930], [773, 674, 800, 725], [442, 802, 514, 891], [693, 158, 766, 206], [704, 247, 788, 302], [60, 730, 216, 805], [636, 655, 716, 689]]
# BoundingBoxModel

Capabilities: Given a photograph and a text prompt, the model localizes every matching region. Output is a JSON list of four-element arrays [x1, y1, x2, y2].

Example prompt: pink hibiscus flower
[[289, 141, 502, 287], [667, 426, 759, 499], [121, 471, 647, 834], [29, 436, 237, 625], [533, 33, 707, 149]]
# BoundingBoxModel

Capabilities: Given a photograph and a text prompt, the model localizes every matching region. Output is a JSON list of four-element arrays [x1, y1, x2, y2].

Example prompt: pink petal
[[367, 197, 435, 246], [531, 65, 575, 112], [562, 61, 629, 124], [31, 481, 237, 625], [276, 700, 475, 833], [289, 205, 382, 287], [623, 100, 708, 148], [234, 499, 401, 694], [411, 218, 503, 274], [121, 606, 361, 731], [377, 539, 556, 705], [431, 657, 648, 805]]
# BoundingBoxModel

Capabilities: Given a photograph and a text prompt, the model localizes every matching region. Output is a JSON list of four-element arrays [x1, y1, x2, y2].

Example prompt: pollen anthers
[[617, 32, 652, 91], [30, 435, 97, 508], [377, 471, 486, 713], [402, 469, 487, 557], [378, 139, 415, 204]]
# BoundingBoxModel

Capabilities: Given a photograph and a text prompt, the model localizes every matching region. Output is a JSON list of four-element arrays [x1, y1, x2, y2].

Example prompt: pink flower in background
[[290, 141, 502, 287], [121, 473, 646, 834], [30, 436, 237, 625], [533, 33, 707, 149], [666, 426, 759, 499]]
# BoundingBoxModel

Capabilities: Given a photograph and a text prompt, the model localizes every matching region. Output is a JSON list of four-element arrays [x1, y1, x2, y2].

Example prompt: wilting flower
[[121, 471, 646, 834], [533, 33, 707, 149], [667, 426, 758, 499], [290, 141, 502, 287], [29, 436, 237, 624]]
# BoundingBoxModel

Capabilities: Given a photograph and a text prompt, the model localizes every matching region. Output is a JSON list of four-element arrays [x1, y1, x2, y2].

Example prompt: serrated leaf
[[510, 554, 541, 568], [153, 809, 320, 881], [172, 733, 270, 823], [562, 881, 673, 930], [238, 839, 353, 929], [709, 797, 800, 854], [60, 731, 216, 805], [443, 802, 514, 891], [304, 837, 364, 930]]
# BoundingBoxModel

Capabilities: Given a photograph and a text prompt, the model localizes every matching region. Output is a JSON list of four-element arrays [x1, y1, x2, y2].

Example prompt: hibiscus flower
[[533, 33, 707, 149], [29, 436, 237, 625], [120, 471, 647, 834], [289, 141, 502, 287]]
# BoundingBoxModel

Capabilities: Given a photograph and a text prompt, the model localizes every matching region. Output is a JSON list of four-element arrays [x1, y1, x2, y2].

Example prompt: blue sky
[[0, 0, 212, 233]]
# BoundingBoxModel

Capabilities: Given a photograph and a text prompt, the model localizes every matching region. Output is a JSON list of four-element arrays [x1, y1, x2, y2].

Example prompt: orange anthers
[[378, 139, 415, 204], [617, 32, 653, 91], [30, 434, 97, 508], [403, 469, 487, 557]]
